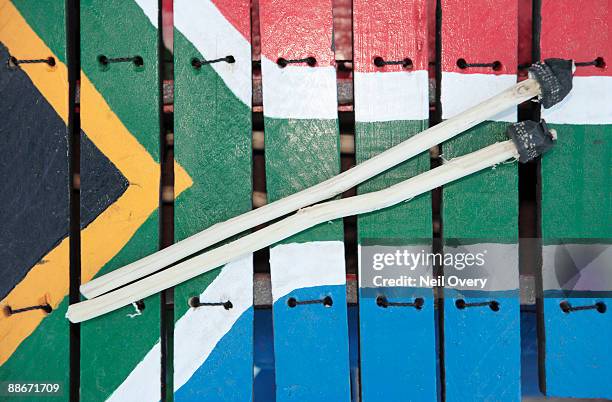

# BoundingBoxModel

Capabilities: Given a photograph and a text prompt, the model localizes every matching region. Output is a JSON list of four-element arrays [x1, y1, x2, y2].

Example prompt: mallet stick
[[81, 80, 537, 299], [67, 120, 557, 322]]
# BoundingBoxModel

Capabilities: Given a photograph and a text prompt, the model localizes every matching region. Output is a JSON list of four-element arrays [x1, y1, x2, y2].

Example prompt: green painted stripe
[[173, 27, 252, 320], [12, 0, 67, 64], [0, 303, 69, 401], [541, 123, 611, 242], [79, 1, 161, 400], [356, 120, 431, 242], [80, 213, 160, 401], [264, 117, 343, 243], [172, 21, 253, 399], [441, 120, 520, 401], [443, 122, 518, 243]]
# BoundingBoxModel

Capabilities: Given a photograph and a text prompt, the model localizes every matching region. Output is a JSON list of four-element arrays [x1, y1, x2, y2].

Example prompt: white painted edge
[[107, 256, 253, 400], [174, 0, 252, 106], [133, 0, 158, 28], [107, 256, 252, 400], [542, 76, 612, 125], [174, 255, 253, 392], [106, 342, 161, 402], [354, 70, 429, 122], [270, 241, 346, 303], [261, 57, 339, 120], [542, 244, 612, 291], [442, 72, 517, 122]]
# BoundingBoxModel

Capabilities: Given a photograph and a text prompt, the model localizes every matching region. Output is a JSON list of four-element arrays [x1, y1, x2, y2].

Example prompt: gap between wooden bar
[[67, 0, 81, 400]]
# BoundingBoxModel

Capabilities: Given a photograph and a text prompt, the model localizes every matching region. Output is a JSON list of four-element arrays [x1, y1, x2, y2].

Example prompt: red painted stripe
[[517, 0, 533, 72], [541, 0, 610, 78], [210, 0, 251, 42], [441, 0, 518, 75], [258, 0, 335, 66], [353, 0, 428, 73]]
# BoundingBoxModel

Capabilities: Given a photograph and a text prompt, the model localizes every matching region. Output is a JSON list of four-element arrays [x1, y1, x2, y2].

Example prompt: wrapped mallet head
[[506, 120, 557, 163], [529, 58, 574, 109]]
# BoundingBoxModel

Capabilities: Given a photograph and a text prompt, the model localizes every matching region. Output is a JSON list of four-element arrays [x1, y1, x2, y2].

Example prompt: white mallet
[[67, 120, 557, 322]]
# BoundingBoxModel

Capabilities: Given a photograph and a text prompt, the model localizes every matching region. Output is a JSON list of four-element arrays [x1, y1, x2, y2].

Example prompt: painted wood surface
[[539, 1, 611, 398], [79, 1, 172, 400], [440, 0, 521, 400], [258, 0, 351, 400], [172, 0, 253, 400], [0, 1, 69, 398], [353, 0, 436, 400]]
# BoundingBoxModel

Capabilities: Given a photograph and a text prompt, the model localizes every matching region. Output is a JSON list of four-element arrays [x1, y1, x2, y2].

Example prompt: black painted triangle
[[0, 42, 128, 300]]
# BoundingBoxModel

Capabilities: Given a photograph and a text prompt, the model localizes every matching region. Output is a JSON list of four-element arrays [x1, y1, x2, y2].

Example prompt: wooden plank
[[172, 0, 253, 400], [352, 0, 436, 400], [258, 0, 351, 400], [539, 1, 611, 398], [79, 0, 166, 400], [0, 1, 69, 398], [440, 0, 521, 400]]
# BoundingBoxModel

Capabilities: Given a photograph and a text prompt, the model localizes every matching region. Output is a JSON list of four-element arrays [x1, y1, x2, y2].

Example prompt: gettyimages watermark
[[368, 248, 488, 288], [359, 239, 612, 299]]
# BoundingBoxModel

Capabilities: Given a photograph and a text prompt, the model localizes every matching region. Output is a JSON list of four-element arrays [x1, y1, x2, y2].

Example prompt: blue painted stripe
[[542, 297, 612, 399], [444, 289, 521, 402], [272, 284, 351, 402], [175, 307, 254, 402], [359, 287, 437, 401]]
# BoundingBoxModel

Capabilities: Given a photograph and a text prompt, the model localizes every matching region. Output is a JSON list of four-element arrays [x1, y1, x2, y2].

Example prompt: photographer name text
[[371, 274, 488, 289]]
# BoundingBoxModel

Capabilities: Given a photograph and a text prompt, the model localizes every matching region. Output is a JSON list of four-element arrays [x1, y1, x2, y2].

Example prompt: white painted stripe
[[133, 0, 158, 28], [150, 0, 341, 119], [174, 255, 253, 391], [354, 70, 429, 122], [107, 256, 252, 400], [270, 241, 346, 302], [174, 0, 252, 106], [542, 76, 612, 125], [441, 72, 517, 122], [106, 343, 160, 402], [261, 58, 338, 120]]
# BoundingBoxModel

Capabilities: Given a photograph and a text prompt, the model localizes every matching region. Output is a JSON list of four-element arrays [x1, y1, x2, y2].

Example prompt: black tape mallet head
[[506, 120, 557, 163], [528, 58, 575, 109]]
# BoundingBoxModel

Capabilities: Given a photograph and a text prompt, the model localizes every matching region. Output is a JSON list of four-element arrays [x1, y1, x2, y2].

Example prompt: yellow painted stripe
[[0, 0, 68, 121], [0, 2, 192, 365], [0, 0, 70, 366]]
